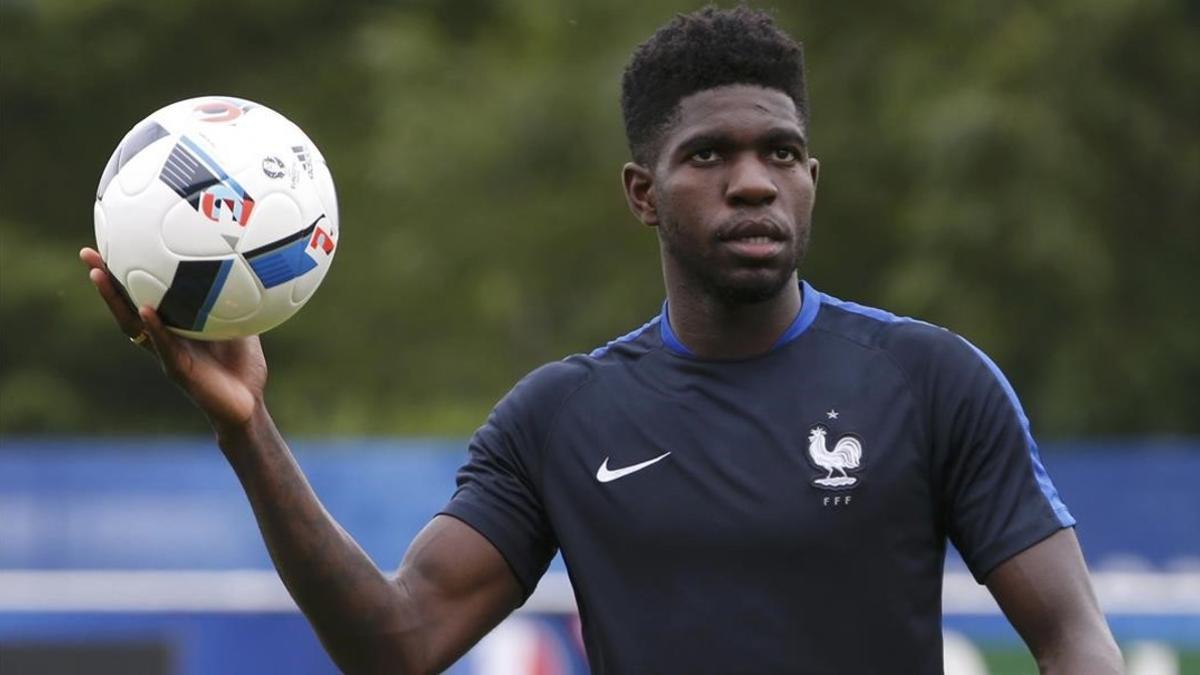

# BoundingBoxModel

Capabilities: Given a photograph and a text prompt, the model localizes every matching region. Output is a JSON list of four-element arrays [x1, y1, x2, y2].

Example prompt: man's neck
[[664, 273, 803, 359]]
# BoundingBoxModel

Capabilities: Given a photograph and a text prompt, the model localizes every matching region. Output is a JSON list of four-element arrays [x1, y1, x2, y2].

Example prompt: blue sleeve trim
[[660, 281, 823, 357], [770, 281, 822, 349], [958, 337, 1076, 528], [658, 303, 694, 356], [818, 289, 1074, 528], [589, 315, 661, 359], [817, 290, 906, 325]]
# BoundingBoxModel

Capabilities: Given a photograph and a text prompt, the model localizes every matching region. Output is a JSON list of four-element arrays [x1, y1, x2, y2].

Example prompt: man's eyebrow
[[674, 133, 730, 155], [761, 128, 808, 148], [674, 128, 808, 156]]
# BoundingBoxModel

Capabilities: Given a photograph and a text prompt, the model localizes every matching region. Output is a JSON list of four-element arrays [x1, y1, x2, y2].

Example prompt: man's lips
[[718, 218, 786, 241], [721, 236, 786, 259], [718, 219, 788, 259]]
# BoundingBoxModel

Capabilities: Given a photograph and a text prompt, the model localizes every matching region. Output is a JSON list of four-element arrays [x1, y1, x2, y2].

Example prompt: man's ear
[[622, 162, 658, 227], [808, 157, 820, 187]]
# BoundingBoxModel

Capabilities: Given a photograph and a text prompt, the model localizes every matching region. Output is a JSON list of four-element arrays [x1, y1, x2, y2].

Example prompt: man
[[81, 7, 1123, 674]]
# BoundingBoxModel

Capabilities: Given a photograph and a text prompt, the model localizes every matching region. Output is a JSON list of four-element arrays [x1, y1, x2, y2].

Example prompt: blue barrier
[[2, 438, 1197, 570], [1, 438, 1197, 674]]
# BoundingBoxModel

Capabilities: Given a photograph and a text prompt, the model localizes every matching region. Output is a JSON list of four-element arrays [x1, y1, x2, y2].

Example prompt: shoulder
[[585, 313, 663, 361], [469, 359, 594, 469], [494, 312, 662, 425], [497, 358, 593, 424], [812, 290, 985, 381]]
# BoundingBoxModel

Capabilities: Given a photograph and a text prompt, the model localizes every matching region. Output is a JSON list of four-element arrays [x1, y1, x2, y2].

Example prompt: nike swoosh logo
[[595, 452, 672, 483]]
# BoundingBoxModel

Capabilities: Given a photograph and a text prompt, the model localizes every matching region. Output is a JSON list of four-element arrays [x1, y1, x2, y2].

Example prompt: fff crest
[[806, 424, 863, 490]]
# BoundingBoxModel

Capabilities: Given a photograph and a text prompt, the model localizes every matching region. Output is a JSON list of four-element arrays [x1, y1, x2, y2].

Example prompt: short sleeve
[[438, 362, 586, 598], [922, 331, 1075, 582]]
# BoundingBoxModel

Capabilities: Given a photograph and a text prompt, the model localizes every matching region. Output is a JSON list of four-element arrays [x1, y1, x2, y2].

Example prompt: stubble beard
[[659, 218, 810, 306]]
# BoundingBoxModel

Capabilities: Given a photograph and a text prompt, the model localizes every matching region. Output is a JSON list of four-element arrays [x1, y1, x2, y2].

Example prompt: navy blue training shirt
[[441, 281, 1074, 674]]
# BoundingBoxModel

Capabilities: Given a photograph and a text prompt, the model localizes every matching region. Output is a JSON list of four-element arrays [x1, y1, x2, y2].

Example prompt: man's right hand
[[81, 247, 524, 673], [80, 247, 267, 433]]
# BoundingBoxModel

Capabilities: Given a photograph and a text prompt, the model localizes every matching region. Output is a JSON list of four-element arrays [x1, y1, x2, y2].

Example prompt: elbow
[[311, 600, 430, 675], [323, 633, 429, 675]]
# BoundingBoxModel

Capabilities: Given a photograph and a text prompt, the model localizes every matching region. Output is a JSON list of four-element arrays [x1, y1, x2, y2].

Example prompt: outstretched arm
[[222, 410, 522, 674], [83, 248, 523, 674], [986, 528, 1123, 675]]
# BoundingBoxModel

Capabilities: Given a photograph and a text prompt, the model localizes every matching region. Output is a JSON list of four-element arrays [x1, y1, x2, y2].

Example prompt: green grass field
[[977, 645, 1200, 675]]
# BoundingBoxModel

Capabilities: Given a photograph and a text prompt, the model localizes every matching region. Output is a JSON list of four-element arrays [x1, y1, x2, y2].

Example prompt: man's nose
[[725, 156, 778, 206]]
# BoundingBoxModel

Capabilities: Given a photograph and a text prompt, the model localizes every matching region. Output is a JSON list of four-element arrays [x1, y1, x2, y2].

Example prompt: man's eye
[[772, 147, 798, 162], [691, 149, 719, 163]]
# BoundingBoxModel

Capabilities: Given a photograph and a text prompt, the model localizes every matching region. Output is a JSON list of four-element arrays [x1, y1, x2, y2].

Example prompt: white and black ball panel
[[115, 134, 176, 198], [124, 269, 169, 311], [174, 316, 236, 341], [96, 119, 171, 200], [206, 257, 261, 322], [95, 95, 337, 339], [93, 202, 110, 261], [153, 257, 238, 333], [96, 147, 121, 201], [310, 160, 339, 232], [161, 198, 238, 258], [232, 191, 303, 254], [289, 224, 334, 305], [289, 254, 327, 305], [99, 182, 180, 288], [187, 128, 251, 175]]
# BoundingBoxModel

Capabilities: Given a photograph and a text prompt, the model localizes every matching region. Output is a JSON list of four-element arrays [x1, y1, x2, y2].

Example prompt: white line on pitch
[[0, 570, 1197, 615]]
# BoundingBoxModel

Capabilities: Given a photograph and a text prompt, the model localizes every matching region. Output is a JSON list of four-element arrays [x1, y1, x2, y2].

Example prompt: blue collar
[[660, 281, 822, 357]]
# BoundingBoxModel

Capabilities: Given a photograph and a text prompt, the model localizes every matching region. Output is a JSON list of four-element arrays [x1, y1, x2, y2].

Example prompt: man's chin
[[706, 269, 797, 305]]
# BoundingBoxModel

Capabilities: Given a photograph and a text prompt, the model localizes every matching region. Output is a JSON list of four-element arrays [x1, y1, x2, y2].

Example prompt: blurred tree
[[801, 0, 1200, 434], [1, 0, 1195, 438]]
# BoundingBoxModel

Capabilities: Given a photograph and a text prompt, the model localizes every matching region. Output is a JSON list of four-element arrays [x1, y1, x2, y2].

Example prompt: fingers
[[139, 307, 190, 378], [81, 247, 151, 348], [139, 307, 172, 347], [79, 247, 103, 269]]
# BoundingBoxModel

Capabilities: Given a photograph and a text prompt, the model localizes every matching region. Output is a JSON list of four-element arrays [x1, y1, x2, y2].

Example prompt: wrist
[[213, 398, 273, 453]]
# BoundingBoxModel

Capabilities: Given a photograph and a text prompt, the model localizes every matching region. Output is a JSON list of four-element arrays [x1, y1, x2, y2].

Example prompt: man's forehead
[[671, 85, 802, 137], [657, 85, 806, 153]]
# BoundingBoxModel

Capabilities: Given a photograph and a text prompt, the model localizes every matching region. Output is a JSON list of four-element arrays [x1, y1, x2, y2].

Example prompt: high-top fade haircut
[[621, 6, 808, 167]]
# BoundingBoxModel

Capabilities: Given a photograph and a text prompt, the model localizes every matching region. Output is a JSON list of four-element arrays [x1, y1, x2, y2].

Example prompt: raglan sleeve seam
[[534, 365, 595, 497], [811, 324, 932, 450]]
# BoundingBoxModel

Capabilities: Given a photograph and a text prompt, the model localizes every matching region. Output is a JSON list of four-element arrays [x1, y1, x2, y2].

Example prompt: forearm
[[216, 403, 422, 673], [986, 530, 1124, 675], [1039, 653, 1124, 675], [1035, 619, 1124, 675]]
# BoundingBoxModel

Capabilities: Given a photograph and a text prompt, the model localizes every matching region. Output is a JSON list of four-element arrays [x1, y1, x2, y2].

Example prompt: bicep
[[985, 528, 1122, 674], [392, 515, 524, 674], [386, 366, 570, 672], [929, 335, 1074, 578]]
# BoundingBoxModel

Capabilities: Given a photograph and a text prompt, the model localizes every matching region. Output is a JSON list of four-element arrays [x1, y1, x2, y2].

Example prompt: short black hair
[[620, 6, 809, 166]]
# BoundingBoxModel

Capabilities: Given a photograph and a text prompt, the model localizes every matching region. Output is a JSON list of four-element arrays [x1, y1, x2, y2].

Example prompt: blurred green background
[[1, 0, 1196, 437]]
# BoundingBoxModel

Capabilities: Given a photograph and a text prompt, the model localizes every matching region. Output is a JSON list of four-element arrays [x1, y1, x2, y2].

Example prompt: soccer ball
[[94, 96, 338, 340]]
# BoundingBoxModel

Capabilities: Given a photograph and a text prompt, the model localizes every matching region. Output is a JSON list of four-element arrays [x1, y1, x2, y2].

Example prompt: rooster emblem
[[807, 426, 863, 489]]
